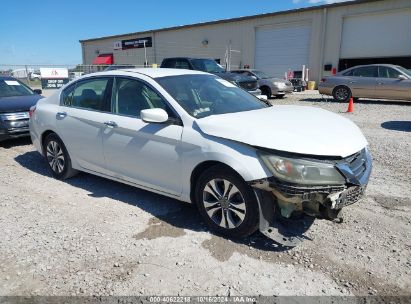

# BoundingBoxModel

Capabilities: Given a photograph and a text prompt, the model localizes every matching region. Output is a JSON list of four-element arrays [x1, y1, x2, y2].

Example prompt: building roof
[[79, 0, 380, 43]]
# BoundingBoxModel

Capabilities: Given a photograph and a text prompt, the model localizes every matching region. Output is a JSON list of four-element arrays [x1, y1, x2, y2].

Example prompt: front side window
[[395, 66, 411, 78], [379, 66, 401, 78], [71, 78, 111, 111], [61, 84, 75, 106], [156, 74, 269, 119], [252, 70, 270, 79], [352, 66, 378, 78], [112, 77, 170, 117]]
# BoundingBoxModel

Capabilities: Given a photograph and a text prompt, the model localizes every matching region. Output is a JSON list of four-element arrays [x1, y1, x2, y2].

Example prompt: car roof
[[231, 69, 258, 72], [85, 68, 210, 79], [163, 57, 214, 61], [347, 64, 401, 69]]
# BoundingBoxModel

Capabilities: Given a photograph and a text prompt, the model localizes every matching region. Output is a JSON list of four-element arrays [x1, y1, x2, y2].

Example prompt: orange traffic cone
[[347, 98, 354, 113]]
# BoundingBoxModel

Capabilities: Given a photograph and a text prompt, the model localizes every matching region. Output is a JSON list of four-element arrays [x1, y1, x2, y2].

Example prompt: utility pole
[[143, 40, 148, 67], [228, 41, 232, 71]]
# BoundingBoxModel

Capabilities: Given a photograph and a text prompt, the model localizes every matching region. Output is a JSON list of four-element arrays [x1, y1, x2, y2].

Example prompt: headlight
[[273, 82, 286, 87], [259, 152, 346, 185]]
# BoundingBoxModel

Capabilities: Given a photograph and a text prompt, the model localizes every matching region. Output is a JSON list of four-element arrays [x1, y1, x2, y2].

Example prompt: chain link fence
[[0, 64, 149, 88]]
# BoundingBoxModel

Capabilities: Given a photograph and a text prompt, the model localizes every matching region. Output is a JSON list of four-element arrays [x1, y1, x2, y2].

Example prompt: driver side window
[[379, 66, 401, 78], [111, 78, 171, 118]]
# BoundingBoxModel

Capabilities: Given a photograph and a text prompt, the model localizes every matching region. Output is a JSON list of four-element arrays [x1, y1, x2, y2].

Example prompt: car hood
[[195, 105, 368, 158], [214, 72, 255, 83], [0, 94, 43, 113], [264, 78, 290, 84]]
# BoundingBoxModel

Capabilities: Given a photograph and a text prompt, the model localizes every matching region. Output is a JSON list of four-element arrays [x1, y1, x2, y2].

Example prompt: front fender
[[179, 128, 272, 202]]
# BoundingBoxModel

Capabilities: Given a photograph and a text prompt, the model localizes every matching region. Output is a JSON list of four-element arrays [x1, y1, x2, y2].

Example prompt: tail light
[[29, 106, 36, 118]]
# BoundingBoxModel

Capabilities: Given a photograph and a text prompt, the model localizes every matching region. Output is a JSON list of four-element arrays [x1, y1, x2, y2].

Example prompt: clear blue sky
[[0, 0, 347, 65]]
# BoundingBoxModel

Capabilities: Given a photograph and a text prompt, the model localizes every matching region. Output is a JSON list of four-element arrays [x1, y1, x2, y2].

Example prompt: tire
[[332, 86, 352, 102], [260, 87, 271, 99], [194, 165, 259, 238], [43, 133, 78, 180]]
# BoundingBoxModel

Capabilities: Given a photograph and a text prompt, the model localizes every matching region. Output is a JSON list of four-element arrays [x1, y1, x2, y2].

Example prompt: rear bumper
[[318, 84, 333, 95]]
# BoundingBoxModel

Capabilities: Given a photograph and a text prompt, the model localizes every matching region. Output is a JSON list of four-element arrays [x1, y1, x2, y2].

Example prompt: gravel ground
[[0, 92, 410, 297]]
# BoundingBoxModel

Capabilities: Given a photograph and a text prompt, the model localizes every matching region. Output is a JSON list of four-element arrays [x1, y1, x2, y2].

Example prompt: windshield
[[0, 79, 34, 98], [156, 74, 269, 119], [252, 70, 271, 79], [396, 66, 411, 78], [190, 59, 225, 73]]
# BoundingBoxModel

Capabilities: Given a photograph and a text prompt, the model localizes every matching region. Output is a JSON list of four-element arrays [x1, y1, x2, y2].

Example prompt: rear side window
[[175, 60, 190, 69], [352, 66, 378, 78], [343, 69, 353, 76], [71, 78, 111, 111], [378, 66, 401, 78]]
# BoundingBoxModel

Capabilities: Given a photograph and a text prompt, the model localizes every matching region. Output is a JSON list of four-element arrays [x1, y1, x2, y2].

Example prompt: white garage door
[[255, 23, 311, 78], [341, 10, 411, 59]]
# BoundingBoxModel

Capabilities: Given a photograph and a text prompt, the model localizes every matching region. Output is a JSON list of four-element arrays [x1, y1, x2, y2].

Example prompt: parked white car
[[30, 71, 42, 81], [29, 68, 372, 246]]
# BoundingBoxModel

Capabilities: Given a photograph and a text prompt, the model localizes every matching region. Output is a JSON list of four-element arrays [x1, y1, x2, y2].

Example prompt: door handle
[[56, 112, 67, 118], [377, 82, 384, 85], [103, 121, 118, 128], [349, 81, 356, 84]]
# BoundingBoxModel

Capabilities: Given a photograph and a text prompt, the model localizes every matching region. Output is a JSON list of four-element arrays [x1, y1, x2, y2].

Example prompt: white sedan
[[29, 68, 372, 246]]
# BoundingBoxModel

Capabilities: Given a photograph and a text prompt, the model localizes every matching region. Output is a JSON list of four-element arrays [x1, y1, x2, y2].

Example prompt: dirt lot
[[0, 92, 410, 296]]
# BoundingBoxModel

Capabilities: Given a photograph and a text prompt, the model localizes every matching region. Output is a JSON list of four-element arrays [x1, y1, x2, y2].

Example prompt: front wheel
[[260, 87, 272, 99], [44, 133, 78, 180], [194, 165, 259, 238]]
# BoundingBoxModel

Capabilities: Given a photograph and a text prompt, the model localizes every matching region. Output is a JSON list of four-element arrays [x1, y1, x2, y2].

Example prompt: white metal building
[[80, 0, 411, 82]]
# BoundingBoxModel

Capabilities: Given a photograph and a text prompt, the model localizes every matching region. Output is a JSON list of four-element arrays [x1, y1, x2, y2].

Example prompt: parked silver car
[[231, 69, 293, 99], [319, 64, 411, 102]]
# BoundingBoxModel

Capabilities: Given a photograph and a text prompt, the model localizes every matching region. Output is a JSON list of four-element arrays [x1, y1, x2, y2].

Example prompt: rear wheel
[[194, 165, 259, 238], [44, 133, 78, 180], [332, 86, 352, 102]]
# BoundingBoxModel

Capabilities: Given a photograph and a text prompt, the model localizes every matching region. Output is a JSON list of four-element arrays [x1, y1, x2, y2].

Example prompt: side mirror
[[398, 74, 407, 80], [250, 75, 258, 80], [140, 108, 169, 123], [33, 89, 42, 95]]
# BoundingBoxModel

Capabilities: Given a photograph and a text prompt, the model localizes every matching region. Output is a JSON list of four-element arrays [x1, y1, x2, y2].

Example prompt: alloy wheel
[[46, 140, 65, 174], [335, 87, 349, 101], [202, 178, 246, 229]]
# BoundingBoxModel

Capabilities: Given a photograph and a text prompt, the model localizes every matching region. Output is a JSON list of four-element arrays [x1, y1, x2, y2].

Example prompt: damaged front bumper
[[249, 148, 372, 246]]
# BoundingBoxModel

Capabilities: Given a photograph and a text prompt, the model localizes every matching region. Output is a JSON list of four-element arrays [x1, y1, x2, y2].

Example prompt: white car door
[[102, 76, 184, 196], [56, 76, 114, 174]]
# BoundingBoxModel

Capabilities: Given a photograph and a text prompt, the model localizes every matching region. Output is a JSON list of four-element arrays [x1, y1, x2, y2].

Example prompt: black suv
[[0, 76, 43, 142], [160, 58, 261, 96]]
